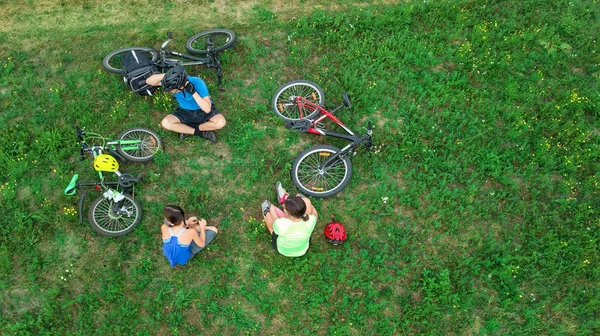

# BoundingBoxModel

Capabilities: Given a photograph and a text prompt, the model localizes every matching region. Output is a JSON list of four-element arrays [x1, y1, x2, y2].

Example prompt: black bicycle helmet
[[161, 66, 187, 91]]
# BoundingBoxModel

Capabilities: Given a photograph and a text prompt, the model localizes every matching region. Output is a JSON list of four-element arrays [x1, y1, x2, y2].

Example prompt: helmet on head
[[161, 66, 187, 91], [94, 154, 119, 172], [324, 216, 347, 246]]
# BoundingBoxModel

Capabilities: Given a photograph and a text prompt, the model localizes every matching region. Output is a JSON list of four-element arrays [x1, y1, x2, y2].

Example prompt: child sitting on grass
[[261, 182, 318, 257], [161, 205, 218, 267]]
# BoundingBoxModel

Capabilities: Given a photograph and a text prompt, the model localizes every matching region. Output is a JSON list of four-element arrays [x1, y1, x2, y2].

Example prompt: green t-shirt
[[273, 215, 317, 257]]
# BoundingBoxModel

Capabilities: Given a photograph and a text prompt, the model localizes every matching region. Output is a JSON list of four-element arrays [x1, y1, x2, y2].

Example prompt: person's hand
[[196, 219, 207, 232], [184, 82, 196, 95], [186, 216, 199, 228]]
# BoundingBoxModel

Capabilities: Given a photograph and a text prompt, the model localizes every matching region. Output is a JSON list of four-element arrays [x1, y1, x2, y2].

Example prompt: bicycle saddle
[[118, 173, 137, 189], [284, 119, 312, 133]]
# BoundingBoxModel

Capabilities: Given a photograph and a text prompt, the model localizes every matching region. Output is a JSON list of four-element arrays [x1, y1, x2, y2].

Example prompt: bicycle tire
[[116, 128, 162, 163], [102, 47, 158, 74], [88, 193, 142, 237], [291, 145, 352, 198], [272, 80, 325, 122], [185, 29, 237, 55]]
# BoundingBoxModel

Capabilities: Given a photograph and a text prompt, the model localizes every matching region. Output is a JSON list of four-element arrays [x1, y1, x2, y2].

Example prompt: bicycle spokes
[[276, 90, 320, 119], [93, 199, 138, 232], [298, 151, 347, 192], [119, 131, 159, 158]]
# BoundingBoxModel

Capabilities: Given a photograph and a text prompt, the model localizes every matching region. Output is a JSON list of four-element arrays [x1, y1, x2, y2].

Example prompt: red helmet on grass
[[324, 216, 346, 246]]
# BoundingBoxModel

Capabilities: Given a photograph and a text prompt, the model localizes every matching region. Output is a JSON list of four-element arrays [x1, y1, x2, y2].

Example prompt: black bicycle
[[102, 29, 236, 90]]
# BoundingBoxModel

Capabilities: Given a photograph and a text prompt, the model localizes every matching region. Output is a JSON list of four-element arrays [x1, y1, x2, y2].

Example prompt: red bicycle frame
[[293, 97, 360, 143]]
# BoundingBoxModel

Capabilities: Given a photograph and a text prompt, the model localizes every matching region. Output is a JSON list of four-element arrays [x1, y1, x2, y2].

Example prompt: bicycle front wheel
[[88, 193, 142, 237], [102, 47, 158, 74], [272, 80, 325, 121], [186, 29, 237, 55], [117, 128, 162, 163], [291, 145, 352, 198]]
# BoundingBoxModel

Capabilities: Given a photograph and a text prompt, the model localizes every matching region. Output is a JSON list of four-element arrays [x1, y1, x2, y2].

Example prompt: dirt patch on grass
[[16, 186, 32, 202], [2, 287, 43, 314], [395, 205, 415, 219], [431, 62, 456, 73]]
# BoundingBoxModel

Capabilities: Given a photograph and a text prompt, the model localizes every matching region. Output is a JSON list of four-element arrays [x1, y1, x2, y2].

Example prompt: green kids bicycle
[[64, 126, 162, 236]]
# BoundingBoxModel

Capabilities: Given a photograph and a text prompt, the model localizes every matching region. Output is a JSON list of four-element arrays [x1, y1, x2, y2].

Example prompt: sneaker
[[179, 133, 188, 141], [198, 131, 217, 143], [261, 200, 271, 216], [276, 181, 288, 204]]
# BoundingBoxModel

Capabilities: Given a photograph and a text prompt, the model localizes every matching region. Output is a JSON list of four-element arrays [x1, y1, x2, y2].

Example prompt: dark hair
[[284, 196, 308, 221], [163, 205, 185, 227]]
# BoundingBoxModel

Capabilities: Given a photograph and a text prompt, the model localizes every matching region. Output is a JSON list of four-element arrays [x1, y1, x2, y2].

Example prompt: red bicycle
[[271, 80, 373, 198]]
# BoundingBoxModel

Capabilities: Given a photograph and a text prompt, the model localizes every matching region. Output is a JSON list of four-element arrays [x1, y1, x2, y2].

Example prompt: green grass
[[1, 0, 599, 334]]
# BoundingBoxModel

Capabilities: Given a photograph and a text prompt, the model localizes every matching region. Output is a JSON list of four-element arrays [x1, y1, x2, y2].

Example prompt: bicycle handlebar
[[75, 125, 84, 141]]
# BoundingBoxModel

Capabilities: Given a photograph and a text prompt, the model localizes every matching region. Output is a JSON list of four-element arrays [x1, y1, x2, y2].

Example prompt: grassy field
[[1, 0, 599, 334]]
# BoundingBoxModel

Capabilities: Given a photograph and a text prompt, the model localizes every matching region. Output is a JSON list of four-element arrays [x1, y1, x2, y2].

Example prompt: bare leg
[[161, 114, 226, 134], [262, 204, 287, 234], [161, 114, 196, 134], [198, 114, 226, 131]]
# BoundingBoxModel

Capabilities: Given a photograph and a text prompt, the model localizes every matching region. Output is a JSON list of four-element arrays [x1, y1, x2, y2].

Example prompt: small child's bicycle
[[102, 29, 236, 90], [64, 126, 162, 236], [271, 80, 373, 198]]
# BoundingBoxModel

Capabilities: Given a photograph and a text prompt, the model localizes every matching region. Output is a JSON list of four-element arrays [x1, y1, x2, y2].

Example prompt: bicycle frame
[[77, 128, 132, 179], [157, 33, 223, 90], [291, 96, 373, 169], [67, 178, 123, 224]]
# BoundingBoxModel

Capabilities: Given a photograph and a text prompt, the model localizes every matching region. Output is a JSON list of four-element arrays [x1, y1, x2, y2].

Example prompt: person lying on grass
[[147, 66, 225, 143], [261, 182, 318, 257], [161, 205, 218, 267]]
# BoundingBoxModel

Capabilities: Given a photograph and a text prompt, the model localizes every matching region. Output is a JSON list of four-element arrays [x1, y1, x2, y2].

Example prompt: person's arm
[[302, 197, 318, 219], [192, 92, 212, 113], [187, 217, 207, 247], [183, 79, 212, 113], [146, 73, 165, 86]]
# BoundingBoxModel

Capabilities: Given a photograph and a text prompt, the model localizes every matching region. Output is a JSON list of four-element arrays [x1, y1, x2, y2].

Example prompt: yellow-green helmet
[[93, 154, 119, 172]]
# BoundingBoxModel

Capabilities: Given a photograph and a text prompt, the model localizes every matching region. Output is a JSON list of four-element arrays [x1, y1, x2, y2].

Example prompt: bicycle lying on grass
[[102, 29, 236, 90], [272, 80, 373, 198], [64, 126, 162, 236]]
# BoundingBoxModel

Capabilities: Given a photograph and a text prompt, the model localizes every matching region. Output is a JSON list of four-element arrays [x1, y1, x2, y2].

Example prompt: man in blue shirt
[[147, 66, 225, 142]]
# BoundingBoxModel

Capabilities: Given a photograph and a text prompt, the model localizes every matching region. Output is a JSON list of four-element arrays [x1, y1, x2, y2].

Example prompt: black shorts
[[172, 104, 220, 128], [271, 232, 279, 252]]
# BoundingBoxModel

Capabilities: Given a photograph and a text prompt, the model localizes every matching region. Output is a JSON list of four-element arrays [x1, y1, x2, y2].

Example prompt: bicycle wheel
[[88, 193, 142, 237], [116, 128, 162, 163], [186, 29, 237, 55], [291, 145, 353, 198], [272, 80, 325, 121], [102, 47, 158, 74]]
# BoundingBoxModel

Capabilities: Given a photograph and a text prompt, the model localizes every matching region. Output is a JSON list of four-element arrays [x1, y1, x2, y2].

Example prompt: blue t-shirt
[[174, 76, 210, 111]]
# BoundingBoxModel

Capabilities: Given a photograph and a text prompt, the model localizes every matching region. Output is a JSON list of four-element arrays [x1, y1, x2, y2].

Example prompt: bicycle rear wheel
[[116, 128, 162, 163], [186, 29, 237, 55], [272, 80, 325, 121], [291, 145, 352, 198], [102, 47, 158, 74], [88, 193, 142, 237]]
